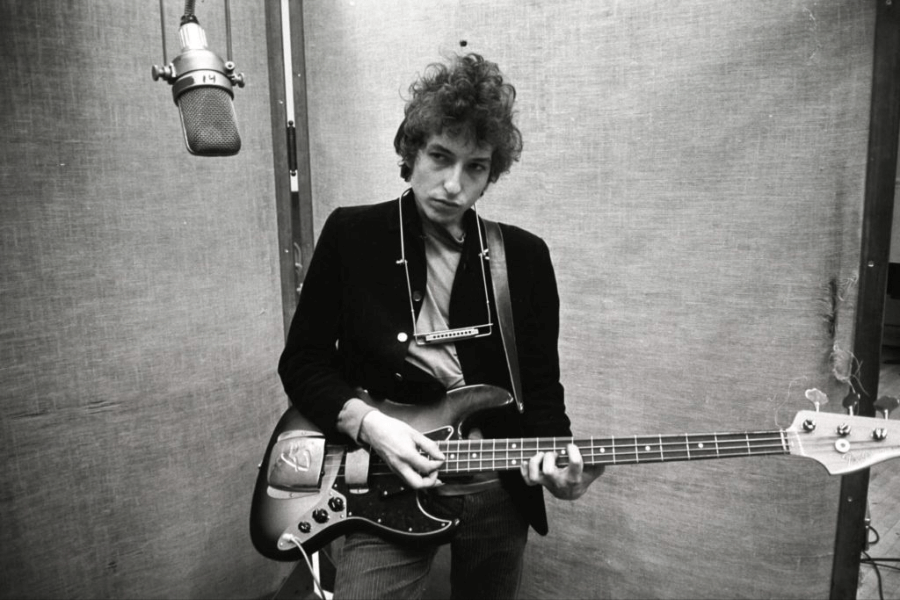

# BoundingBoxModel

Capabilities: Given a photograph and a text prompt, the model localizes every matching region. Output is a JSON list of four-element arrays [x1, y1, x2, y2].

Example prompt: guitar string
[[319, 434, 790, 459], [317, 435, 792, 478], [434, 433, 789, 460], [435, 442, 790, 471], [331, 446, 792, 478], [435, 433, 788, 448]]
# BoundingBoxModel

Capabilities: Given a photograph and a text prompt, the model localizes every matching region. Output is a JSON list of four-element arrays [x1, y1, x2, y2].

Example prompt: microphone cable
[[860, 524, 900, 600]]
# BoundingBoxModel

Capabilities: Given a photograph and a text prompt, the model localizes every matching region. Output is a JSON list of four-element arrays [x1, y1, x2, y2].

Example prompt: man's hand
[[358, 410, 445, 489], [520, 443, 604, 500]]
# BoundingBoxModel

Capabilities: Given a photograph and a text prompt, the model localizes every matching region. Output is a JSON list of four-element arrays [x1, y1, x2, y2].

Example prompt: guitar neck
[[437, 430, 791, 474]]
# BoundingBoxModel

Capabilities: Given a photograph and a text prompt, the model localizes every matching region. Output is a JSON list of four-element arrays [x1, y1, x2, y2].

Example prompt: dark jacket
[[278, 190, 571, 535]]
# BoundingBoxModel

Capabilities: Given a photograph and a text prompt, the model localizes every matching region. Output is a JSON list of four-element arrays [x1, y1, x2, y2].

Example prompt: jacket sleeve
[[513, 234, 572, 438], [278, 208, 358, 440]]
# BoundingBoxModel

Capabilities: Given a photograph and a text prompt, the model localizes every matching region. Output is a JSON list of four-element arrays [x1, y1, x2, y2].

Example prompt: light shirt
[[404, 217, 467, 389], [336, 213, 467, 442]]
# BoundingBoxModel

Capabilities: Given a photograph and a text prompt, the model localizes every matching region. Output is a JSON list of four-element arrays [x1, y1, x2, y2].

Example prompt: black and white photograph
[[2, 1, 899, 599]]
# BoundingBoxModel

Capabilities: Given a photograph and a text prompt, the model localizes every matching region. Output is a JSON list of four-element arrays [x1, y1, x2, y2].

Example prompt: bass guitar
[[249, 384, 900, 561]]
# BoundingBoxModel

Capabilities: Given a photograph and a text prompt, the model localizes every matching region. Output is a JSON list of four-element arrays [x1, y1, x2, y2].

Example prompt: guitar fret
[[491, 438, 496, 471], [661, 435, 688, 462], [438, 431, 790, 474], [464, 441, 470, 470]]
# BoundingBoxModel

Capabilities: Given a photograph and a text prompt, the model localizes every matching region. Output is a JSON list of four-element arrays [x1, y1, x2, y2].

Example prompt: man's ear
[[400, 159, 412, 182]]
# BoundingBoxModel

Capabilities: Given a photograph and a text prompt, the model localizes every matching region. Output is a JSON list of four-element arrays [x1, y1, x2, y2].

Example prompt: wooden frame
[[831, 1, 900, 597], [266, 0, 315, 334]]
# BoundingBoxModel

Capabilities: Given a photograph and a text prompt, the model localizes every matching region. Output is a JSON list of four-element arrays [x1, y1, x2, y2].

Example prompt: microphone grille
[[177, 87, 242, 156]]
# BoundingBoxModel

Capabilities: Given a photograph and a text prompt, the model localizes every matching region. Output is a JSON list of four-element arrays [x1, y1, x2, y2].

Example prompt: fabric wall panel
[[301, 2, 872, 598], [0, 2, 289, 598]]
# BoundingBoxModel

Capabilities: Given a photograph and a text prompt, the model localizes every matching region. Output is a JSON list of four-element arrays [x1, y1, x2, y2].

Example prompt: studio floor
[[856, 343, 900, 600]]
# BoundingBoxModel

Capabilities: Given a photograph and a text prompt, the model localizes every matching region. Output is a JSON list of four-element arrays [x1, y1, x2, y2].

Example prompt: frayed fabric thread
[[830, 343, 865, 396]]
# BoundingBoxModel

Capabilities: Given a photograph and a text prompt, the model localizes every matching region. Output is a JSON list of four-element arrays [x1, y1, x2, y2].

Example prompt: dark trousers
[[333, 485, 529, 599]]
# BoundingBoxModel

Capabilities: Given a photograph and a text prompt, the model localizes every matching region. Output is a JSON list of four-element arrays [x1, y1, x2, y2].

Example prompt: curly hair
[[393, 53, 523, 183]]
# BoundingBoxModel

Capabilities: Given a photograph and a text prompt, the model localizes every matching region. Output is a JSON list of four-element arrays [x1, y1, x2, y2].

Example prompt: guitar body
[[250, 383, 900, 561], [249, 384, 515, 560]]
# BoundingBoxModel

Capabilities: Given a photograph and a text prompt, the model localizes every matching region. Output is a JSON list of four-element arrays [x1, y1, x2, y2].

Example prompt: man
[[278, 52, 602, 599]]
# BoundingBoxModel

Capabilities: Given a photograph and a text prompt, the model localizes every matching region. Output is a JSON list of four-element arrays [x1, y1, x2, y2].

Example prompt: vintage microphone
[[151, 0, 245, 156]]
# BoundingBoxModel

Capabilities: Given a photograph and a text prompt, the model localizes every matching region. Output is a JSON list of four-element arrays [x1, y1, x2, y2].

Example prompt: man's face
[[409, 131, 493, 236]]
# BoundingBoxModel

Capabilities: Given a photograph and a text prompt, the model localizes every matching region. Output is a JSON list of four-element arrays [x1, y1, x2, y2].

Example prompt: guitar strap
[[482, 218, 525, 414]]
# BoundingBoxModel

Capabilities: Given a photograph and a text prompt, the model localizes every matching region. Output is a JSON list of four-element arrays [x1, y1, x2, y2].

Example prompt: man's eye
[[430, 153, 449, 162], [469, 163, 487, 172]]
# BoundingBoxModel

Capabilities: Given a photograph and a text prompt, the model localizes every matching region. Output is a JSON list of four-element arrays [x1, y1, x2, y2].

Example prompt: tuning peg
[[874, 396, 900, 420], [842, 390, 860, 415], [805, 388, 829, 412]]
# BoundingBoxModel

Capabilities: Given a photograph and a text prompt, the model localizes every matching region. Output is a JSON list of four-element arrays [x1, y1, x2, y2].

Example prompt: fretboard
[[436, 430, 791, 474]]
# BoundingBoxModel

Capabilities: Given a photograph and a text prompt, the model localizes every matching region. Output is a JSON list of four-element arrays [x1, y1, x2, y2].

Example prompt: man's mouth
[[431, 197, 458, 209]]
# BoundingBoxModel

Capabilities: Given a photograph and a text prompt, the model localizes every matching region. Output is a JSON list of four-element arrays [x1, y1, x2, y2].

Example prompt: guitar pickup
[[267, 430, 326, 492]]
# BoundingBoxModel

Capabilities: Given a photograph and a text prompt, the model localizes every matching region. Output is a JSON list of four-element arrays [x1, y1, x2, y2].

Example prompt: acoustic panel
[[0, 1, 291, 598]]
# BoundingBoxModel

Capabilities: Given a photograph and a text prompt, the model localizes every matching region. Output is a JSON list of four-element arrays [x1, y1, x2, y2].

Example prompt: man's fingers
[[408, 454, 444, 479], [420, 470, 443, 488], [413, 432, 445, 462], [395, 462, 443, 489], [566, 443, 585, 477], [524, 452, 544, 484], [518, 445, 605, 499], [394, 464, 426, 488], [541, 450, 558, 477]]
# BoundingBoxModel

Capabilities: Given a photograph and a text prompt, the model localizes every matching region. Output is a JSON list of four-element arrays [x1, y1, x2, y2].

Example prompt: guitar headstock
[[788, 410, 900, 475]]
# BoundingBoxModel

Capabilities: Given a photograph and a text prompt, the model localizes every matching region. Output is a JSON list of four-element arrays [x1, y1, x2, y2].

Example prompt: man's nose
[[443, 165, 462, 196]]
